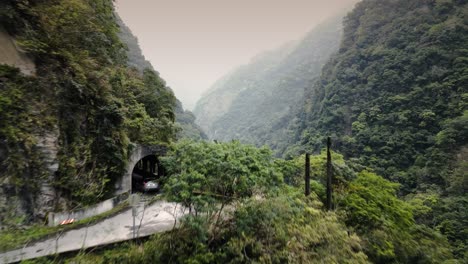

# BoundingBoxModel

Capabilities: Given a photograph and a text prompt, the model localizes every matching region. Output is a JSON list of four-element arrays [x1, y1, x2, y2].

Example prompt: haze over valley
[[115, 0, 358, 110], [0, 0, 466, 263]]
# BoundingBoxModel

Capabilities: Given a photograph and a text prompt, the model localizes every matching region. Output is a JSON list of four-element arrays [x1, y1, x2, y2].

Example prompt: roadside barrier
[[48, 192, 129, 226]]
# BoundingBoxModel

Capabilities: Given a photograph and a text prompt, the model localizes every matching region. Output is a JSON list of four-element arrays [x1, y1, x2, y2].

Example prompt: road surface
[[0, 200, 185, 264]]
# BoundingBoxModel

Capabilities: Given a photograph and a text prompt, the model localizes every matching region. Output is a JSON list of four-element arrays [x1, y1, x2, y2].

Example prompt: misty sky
[[115, 0, 358, 110]]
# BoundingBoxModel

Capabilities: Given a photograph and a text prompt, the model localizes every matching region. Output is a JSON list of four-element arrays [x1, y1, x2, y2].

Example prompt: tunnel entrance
[[114, 144, 167, 196], [131, 155, 163, 193]]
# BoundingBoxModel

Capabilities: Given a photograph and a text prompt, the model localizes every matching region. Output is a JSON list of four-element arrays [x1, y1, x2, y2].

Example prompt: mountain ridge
[[194, 14, 346, 154], [116, 12, 207, 141]]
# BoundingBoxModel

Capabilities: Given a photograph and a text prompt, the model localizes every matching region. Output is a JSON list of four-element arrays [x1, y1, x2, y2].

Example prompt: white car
[[142, 179, 159, 192]]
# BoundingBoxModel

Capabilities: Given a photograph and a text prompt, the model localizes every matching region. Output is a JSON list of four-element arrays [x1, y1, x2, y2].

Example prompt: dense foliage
[[0, 0, 177, 222], [287, 0, 468, 258], [1, 0, 466, 262], [294, 0, 467, 185], [58, 141, 455, 263], [340, 171, 453, 263], [161, 140, 282, 210], [0, 65, 51, 225], [180, 1, 468, 255], [193, 15, 345, 154]]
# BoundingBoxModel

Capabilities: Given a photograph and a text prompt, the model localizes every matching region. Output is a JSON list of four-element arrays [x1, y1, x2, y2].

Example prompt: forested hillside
[[193, 15, 344, 154], [1, 0, 467, 263], [290, 0, 467, 258], [0, 0, 179, 225], [115, 14, 153, 73], [116, 13, 207, 141]]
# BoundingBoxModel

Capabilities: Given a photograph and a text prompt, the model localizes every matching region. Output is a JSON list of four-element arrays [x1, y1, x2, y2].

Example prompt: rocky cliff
[[0, 0, 177, 227]]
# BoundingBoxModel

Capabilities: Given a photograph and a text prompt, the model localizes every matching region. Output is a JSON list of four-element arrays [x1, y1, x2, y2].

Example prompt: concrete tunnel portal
[[131, 154, 163, 193], [114, 144, 168, 195]]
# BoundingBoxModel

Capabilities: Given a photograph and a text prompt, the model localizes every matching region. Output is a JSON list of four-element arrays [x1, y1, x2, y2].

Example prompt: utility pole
[[305, 153, 310, 196], [326, 137, 333, 211], [133, 208, 136, 239], [129, 194, 140, 239]]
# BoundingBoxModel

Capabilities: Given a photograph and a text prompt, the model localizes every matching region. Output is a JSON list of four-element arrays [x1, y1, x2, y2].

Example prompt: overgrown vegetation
[[1, 0, 466, 262], [57, 140, 457, 263], [188, 1, 467, 260], [0, 64, 52, 201], [0, 0, 176, 223], [288, 0, 468, 259]]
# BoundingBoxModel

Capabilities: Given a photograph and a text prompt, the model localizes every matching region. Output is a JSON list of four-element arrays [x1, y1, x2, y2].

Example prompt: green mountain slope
[[295, 0, 467, 188], [0, 0, 179, 225], [292, 0, 468, 258], [115, 13, 207, 141], [193, 15, 345, 153], [115, 14, 153, 73]]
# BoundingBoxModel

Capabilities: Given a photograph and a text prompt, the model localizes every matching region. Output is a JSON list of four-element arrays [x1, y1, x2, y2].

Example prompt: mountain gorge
[[196, 0, 467, 259], [0, 0, 467, 263], [192, 0, 467, 259], [193, 15, 345, 154]]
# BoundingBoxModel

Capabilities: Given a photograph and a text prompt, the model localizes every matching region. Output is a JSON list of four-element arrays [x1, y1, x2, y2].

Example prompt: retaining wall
[[47, 193, 129, 226]]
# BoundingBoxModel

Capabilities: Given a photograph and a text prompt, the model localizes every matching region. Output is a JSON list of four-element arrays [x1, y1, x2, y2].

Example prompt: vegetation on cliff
[[116, 12, 207, 141], [192, 0, 467, 260], [290, 0, 468, 259], [0, 0, 466, 262], [57, 141, 455, 263], [0, 0, 176, 223]]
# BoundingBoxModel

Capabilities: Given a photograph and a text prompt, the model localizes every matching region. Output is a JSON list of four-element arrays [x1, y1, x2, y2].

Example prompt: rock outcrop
[[0, 27, 35, 76]]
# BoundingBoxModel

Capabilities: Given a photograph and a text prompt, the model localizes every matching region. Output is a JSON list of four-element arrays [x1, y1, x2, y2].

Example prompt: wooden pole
[[305, 153, 310, 196], [326, 137, 333, 210]]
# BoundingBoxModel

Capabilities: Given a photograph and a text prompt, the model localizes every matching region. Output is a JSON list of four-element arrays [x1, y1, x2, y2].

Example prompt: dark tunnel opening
[[131, 155, 164, 194]]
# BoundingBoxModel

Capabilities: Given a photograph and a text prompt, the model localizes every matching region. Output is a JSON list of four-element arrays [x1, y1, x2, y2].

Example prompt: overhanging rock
[[0, 27, 36, 76]]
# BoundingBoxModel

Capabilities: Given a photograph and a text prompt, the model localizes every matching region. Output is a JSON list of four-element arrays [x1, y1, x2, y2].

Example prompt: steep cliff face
[[0, 0, 177, 226], [193, 15, 344, 154], [0, 27, 35, 76], [0, 28, 45, 224], [291, 0, 467, 257], [294, 0, 467, 183]]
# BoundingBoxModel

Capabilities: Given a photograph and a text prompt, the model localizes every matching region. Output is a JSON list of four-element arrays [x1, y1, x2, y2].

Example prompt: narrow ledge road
[[0, 200, 185, 264]]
